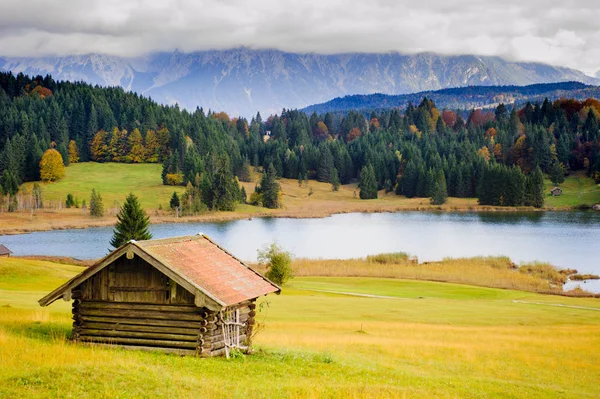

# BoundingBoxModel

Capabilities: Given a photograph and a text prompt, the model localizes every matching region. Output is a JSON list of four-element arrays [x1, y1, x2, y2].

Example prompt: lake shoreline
[[0, 201, 581, 236]]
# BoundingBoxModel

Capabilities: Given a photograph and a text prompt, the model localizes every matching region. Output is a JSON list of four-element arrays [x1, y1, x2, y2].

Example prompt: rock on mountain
[[1, 48, 598, 117]]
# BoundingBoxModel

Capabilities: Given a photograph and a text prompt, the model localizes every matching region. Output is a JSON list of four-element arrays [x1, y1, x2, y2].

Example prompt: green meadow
[[22, 162, 184, 210], [545, 172, 600, 208], [1, 257, 599, 398]]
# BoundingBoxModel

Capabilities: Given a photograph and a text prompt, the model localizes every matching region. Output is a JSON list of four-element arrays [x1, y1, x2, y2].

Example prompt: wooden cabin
[[550, 187, 562, 196], [0, 244, 12, 258], [39, 234, 280, 357]]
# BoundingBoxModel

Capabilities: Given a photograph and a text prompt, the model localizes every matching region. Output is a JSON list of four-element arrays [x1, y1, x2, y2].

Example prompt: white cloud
[[0, 0, 598, 74]]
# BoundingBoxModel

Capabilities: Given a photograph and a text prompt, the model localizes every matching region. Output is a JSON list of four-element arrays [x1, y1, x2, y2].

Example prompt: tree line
[[1, 71, 599, 212]]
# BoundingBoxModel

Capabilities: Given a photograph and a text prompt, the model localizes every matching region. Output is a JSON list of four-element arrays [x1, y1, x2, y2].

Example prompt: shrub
[[367, 252, 410, 264], [257, 243, 293, 286], [165, 173, 184, 186]]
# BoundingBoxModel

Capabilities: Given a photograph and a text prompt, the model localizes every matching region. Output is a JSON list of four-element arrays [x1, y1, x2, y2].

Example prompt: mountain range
[[302, 82, 600, 115], [1, 48, 598, 117]]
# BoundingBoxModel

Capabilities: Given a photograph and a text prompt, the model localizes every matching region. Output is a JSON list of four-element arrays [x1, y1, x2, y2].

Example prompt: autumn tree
[[91, 130, 111, 162], [68, 140, 79, 163], [39, 149, 65, 181], [110, 193, 152, 248], [313, 121, 329, 141], [346, 127, 362, 143], [127, 128, 146, 163]]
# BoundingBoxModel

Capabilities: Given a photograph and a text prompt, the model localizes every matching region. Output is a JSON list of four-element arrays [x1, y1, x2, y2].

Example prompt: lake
[[1, 211, 599, 292]]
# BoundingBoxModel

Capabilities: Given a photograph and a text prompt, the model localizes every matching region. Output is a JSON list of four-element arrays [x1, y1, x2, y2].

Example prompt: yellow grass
[[1, 257, 600, 397], [269, 256, 591, 296]]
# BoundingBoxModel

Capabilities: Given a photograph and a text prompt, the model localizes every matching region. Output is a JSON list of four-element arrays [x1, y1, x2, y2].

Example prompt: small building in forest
[[550, 187, 563, 196], [0, 244, 12, 257], [39, 234, 280, 357]]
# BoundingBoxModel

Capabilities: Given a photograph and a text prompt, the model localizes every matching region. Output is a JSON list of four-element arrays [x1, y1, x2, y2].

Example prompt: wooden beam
[[78, 307, 203, 321], [79, 335, 198, 349], [78, 315, 202, 328]]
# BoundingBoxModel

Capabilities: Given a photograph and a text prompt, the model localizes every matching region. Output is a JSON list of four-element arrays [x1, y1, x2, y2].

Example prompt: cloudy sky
[[0, 0, 598, 75]]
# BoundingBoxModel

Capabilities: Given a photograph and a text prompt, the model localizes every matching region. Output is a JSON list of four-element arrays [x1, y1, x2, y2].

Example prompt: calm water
[[1, 211, 599, 291]]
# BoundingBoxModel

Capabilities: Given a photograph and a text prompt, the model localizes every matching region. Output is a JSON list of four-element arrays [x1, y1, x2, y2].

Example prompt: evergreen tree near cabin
[[110, 193, 152, 248], [359, 164, 378, 199], [89, 189, 104, 217]]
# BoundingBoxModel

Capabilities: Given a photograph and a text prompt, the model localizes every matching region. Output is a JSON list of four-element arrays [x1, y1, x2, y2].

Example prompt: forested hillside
[[302, 82, 600, 115], [1, 72, 599, 213]]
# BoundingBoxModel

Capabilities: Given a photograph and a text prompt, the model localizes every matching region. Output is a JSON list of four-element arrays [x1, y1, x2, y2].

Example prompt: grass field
[[544, 172, 600, 208], [1, 257, 599, 398], [22, 162, 185, 210]]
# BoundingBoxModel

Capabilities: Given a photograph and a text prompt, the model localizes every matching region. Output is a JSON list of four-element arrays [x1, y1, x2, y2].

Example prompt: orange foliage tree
[[441, 110, 457, 128], [346, 127, 362, 143], [39, 149, 65, 181]]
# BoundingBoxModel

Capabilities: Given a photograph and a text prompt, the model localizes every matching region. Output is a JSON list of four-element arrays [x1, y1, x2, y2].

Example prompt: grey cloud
[[0, 0, 598, 74]]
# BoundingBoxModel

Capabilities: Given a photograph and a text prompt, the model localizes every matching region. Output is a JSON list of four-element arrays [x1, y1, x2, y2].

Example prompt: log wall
[[71, 254, 258, 357]]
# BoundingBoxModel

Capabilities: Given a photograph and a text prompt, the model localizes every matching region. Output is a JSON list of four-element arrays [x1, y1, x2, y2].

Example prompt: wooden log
[[79, 335, 198, 349], [209, 348, 226, 357], [80, 321, 199, 336], [80, 328, 198, 342], [79, 307, 203, 321], [83, 342, 197, 356], [80, 301, 199, 313], [79, 315, 202, 329]]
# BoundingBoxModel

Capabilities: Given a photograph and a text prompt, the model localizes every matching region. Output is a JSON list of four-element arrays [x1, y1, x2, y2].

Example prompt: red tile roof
[[136, 235, 280, 307]]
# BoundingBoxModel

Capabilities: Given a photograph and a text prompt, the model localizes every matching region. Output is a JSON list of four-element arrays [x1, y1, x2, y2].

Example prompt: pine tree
[[258, 163, 281, 209], [169, 191, 180, 210], [430, 169, 448, 205], [65, 193, 75, 208], [89, 189, 104, 217], [524, 166, 545, 208], [110, 193, 152, 248], [359, 164, 378, 199], [331, 168, 340, 191], [548, 159, 565, 186]]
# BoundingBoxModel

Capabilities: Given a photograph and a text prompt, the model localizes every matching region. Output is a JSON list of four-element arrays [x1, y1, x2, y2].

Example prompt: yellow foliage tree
[[477, 146, 491, 162], [127, 128, 146, 163], [39, 149, 65, 182], [68, 140, 79, 164]]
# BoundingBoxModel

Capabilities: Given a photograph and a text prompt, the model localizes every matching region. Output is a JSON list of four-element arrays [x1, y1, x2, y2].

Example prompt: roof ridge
[[135, 234, 204, 246]]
